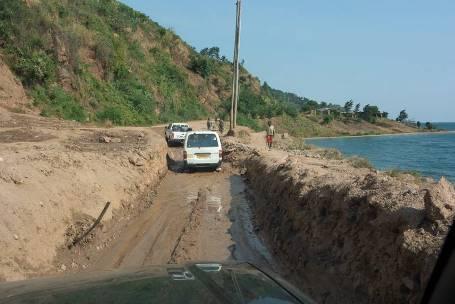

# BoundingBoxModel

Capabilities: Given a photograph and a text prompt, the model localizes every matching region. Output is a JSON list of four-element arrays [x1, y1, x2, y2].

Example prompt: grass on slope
[[250, 114, 419, 138], [0, 0, 305, 126], [0, 0, 207, 124]]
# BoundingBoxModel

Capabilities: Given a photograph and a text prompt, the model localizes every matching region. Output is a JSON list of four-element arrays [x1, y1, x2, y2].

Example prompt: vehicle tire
[[185, 165, 193, 174]]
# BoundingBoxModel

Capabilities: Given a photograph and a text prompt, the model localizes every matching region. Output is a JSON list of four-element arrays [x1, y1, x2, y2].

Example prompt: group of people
[[206, 117, 276, 150], [207, 117, 225, 134]]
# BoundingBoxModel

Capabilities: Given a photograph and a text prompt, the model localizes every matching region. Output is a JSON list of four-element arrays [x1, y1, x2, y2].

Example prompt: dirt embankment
[[0, 110, 168, 281], [0, 55, 32, 113], [223, 138, 455, 304]]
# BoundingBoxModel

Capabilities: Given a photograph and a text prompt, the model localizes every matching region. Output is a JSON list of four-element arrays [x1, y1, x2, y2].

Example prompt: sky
[[120, 0, 455, 122]]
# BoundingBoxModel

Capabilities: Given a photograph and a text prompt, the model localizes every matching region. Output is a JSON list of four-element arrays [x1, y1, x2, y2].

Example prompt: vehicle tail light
[[219, 150, 223, 158], [183, 151, 187, 160]]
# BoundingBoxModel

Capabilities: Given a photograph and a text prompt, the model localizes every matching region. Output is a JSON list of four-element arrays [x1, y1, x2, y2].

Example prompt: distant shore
[[305, 129, 452, 140]]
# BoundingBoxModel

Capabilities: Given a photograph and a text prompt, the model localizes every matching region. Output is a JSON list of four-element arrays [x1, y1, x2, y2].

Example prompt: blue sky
[[120, 0, 454, 122]]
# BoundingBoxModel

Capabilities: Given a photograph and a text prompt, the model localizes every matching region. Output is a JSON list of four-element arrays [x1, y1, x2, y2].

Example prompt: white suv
[[183, 131, 222, 171], [164, 123, 190, 145]]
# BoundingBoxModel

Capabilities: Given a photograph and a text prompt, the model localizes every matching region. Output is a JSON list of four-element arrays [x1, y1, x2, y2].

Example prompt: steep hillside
[[0, 0, 301, 125]]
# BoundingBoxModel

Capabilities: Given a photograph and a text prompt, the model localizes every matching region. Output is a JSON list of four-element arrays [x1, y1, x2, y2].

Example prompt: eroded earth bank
[[224, 138, 455, 303], [0, 110, 167, 281], [1, 112, 455, 304]]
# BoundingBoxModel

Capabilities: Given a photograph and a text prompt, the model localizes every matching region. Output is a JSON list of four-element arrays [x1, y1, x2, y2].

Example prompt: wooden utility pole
[[229, 0, 242, 134]]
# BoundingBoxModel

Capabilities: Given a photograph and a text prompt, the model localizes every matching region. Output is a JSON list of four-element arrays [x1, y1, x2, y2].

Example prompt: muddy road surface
[[92, 145, 277, 272]]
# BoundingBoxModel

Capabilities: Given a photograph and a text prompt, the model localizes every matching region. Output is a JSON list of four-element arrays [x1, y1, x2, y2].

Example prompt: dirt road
[[91, 145, 277, 272]]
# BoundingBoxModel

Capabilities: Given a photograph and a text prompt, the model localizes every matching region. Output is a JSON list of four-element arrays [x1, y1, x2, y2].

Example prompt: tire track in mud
[[168, 189, 207, 264]]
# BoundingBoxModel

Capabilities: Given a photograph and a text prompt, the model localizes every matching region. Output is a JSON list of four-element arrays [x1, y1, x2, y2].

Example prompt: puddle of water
[[235, 199, 274, 264]]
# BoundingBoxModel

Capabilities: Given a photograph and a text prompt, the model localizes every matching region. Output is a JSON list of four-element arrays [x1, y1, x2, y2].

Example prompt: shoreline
[[305, 130, 453, 140], [302, 130, 454, 183]]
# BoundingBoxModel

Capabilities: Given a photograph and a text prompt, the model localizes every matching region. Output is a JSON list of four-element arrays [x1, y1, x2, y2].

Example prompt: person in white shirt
[[266, 120, 275, 150]]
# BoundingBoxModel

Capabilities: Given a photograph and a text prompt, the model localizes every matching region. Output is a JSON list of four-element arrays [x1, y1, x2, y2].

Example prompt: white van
[[183, 131, 222, 170]]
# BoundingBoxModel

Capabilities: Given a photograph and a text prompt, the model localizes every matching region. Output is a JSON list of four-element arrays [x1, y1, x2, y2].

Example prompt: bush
[[320, 148, 343, 160], [96, 106, 124, 125], [348, 156, 374, 169], [322, 115, 334, 124], [13, 50, 56, 86], [33, 86, 86, 122], [286, 140, 315, 151], [189, 55, 214, 78]]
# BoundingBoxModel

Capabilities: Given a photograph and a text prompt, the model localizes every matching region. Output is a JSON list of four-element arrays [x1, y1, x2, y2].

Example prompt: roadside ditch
[[4, 122, 454, 304], [223, 137, 455, 304]]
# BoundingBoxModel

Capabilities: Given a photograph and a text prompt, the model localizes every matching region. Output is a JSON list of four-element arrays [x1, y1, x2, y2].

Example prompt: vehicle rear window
[[187, 134, 219, 148], [172, 125, 189, 132]]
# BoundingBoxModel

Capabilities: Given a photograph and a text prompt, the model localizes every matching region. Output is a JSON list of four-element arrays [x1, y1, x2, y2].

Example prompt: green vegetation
[[354, 103, 361, 115], [344, 100, 354, 113], [272, 115, 336, 138], [0, 0, 207, 124], [33, 85, 86, 121], [396, 110, 408, 122], [361, 104, 380, 123], [425, 122, 434, 130]]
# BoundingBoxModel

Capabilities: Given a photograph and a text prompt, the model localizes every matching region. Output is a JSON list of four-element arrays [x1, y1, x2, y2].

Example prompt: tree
[[354, 103, 361, 115], [344, 100, 354, 113], [396, 109, 408, 122], [382, 112, 389, 119], [425, 122, 433, 130], [362, 104, 380, 123], [301, 98, 319, 112], [200, 47, 220, 60], [417, 121, 421, 128]]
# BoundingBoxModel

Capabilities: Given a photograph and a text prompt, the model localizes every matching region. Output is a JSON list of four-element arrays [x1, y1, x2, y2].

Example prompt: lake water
[[434, 122, 455, 131], [307, 123, 455, 182]]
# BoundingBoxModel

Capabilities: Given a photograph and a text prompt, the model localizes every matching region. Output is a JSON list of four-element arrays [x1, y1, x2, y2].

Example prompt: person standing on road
[[207, 117, 211, 130], [266, 120, 275, 150], [219, 118, 224, 134]]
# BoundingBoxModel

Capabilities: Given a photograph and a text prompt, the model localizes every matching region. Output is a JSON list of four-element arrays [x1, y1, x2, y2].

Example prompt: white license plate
[[196, 154, 210, 159]]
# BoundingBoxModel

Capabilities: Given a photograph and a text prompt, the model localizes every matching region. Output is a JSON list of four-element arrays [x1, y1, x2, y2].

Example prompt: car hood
[[0, 263, 314, 304]]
